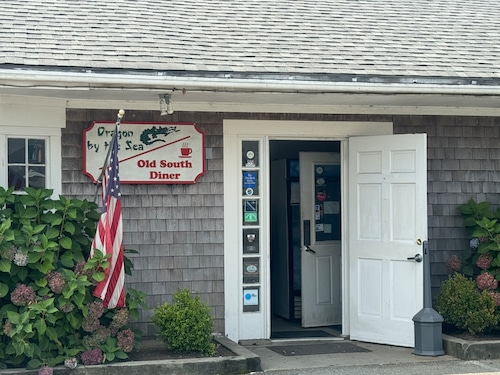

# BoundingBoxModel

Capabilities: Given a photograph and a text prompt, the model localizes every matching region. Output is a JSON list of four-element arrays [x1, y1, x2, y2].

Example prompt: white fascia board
[[2, 69, 500, 96]]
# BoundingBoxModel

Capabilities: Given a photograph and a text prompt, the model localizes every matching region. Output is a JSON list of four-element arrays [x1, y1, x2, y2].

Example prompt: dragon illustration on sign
[[140, 126, 180, 145]]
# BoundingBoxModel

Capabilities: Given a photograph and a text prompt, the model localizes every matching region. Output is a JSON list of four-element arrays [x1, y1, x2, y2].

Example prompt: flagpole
[[93, 109, 125, 203], [91, 109, 126, 309]]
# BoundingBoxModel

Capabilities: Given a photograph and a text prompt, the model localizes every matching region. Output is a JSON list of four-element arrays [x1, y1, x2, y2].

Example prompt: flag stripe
[[91, 124, 125, 309]]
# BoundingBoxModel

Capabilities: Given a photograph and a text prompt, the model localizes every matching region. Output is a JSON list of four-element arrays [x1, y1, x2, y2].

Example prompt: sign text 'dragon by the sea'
[[83, 122, 205, 184]]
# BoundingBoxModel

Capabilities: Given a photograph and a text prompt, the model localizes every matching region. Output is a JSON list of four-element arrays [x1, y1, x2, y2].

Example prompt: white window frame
[[0, 96, 65, 197], [0, 127, 62, 196]]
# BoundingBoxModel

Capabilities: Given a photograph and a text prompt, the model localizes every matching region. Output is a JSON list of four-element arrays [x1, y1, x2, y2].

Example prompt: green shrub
[[457, 199, 500, 278], [437, 273, 497, 334], [0, 187, 147, 370], [152, 289, 215, 356]]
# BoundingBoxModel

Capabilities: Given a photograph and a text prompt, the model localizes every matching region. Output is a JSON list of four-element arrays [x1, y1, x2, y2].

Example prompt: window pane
[[8, 166, 26, 190], [8, 138, 25, 163], [314, 164, 341, 242], [28, 166, 46, 188], [242, 140, 259, 168], [28, 139, 45, 164], [8, 137, 47, 190]]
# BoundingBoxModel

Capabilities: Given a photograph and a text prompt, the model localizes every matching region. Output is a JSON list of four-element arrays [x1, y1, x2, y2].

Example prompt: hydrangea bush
[[439, 199, 500, 333], [0, 187, 147, 370]]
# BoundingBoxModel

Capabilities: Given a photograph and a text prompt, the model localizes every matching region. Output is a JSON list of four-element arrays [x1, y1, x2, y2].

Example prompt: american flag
[[91, 125, 125, 309]]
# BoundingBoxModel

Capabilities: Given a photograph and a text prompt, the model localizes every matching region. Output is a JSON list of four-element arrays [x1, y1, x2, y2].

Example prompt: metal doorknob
[[407, 253, 423, 262]]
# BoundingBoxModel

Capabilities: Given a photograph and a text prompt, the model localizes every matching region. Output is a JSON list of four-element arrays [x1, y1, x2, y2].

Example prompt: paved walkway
[[243, 338, 459, 372], [4, 335, 500, 375], [243, 338, 500, 374]]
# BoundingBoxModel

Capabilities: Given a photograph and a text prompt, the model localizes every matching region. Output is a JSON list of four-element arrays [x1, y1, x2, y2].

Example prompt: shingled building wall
[[62, 109, 500, 334], [393, 115, 500, 296], [64, 109, 225, 335]]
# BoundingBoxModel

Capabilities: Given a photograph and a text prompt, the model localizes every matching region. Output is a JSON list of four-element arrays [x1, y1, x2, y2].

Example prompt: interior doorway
[[269, 140, 342, 338]]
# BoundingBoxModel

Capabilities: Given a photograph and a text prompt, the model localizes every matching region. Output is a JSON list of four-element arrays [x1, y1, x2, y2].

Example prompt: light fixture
[[159, 94, 174, 115]]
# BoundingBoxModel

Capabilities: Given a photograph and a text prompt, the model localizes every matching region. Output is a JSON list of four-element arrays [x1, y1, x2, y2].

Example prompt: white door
[[300, 152, 342, 327], [348, 134, 427, 347]]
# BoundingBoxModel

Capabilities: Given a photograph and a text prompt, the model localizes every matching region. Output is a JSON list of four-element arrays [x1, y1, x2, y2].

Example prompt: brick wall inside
[[63, 110, 500, 334]]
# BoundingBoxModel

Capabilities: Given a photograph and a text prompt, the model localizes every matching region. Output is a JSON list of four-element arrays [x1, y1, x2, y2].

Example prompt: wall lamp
[[159, 94, 174, 115]]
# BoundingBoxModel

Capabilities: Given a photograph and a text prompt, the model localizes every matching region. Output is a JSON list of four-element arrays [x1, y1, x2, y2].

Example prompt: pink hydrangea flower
[[488, 291, 500, 307], [80, 348, 104, 365], [47, 272, 66, 294], [117, 329, 135, 352], [3, 320, 12, 336], [445, 255, 461, 273], [87, 301, 105, 319], [82, 318, 100, 333], [11, 284, 36, 306], [38, 366, 53, 375], [64, 358, 78, 369], [476, 272, 498, 291], [477, 254, 493, 270]]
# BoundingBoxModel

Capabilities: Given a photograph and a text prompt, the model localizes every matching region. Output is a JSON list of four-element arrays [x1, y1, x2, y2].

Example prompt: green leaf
[[28, 251, 42, 263], [51, 217, 63, 226], [92, 271, 106, 282], [14, 265, 28, 281], [35, 277, 48, 287], [24, 342, 35, 357], [45, 227, 59, 239], [38, 260, 54, 274], [0, 282, 8, 298], [26, 359, 43, 370], [64, 221, 76, 235], [34, 318, 47, 335], [60, 251, 74, 268], [37, 287, 50, 297], [32, 224, 46, 234], [7, 311, 20, 325], [23, 323, 33, 333], [66, 313, 80, 329], [59, 237, 72, 250], [0, 259, 11, 273], [46, 326, 58, 342], [69, 208, 78, 219], [115, 350, 128, 359], [72, 290, 85, 308]]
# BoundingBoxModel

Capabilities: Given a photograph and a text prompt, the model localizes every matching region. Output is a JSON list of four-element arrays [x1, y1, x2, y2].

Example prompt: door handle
[[301, 245, 317, 254], [407, 253, 423, 262]]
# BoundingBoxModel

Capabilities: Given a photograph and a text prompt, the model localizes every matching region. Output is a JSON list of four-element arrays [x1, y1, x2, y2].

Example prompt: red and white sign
[[83, 122, 205, 184]]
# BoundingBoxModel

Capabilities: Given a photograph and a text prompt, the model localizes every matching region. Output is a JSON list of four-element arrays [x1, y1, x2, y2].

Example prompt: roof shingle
[[0, 0, 499, 80]]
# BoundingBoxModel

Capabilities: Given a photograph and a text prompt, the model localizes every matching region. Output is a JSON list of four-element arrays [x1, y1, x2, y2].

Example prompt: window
[[8, 137, 47, 190], [0, 96, 64, 197]]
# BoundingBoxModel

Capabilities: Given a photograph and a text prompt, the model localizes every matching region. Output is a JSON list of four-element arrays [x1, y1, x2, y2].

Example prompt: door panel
[[348, 134, 427, 347], [300, 152, 341, 327]]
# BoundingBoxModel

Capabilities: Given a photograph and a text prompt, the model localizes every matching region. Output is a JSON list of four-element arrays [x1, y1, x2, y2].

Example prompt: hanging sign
[[83, 122, 205, 184]]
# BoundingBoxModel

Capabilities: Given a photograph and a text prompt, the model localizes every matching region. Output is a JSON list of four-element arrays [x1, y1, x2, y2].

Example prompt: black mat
[[271, 330, 336, 339], [267, 342, 371, 356]]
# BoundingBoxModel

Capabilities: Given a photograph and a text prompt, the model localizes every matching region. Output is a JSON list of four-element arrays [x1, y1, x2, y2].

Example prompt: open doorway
[[270, 140, 342, 339]]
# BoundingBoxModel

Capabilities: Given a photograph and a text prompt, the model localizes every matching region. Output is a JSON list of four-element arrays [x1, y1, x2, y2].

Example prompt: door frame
[[223, 120, 393, 342]]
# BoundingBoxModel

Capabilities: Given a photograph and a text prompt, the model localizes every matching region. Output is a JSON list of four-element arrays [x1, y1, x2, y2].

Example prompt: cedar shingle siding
[[63, 109, 500, 334]]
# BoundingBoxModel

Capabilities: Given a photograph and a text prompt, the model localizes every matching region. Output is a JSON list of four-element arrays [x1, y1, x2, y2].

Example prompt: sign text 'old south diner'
[[83, 122, 205, 184]]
